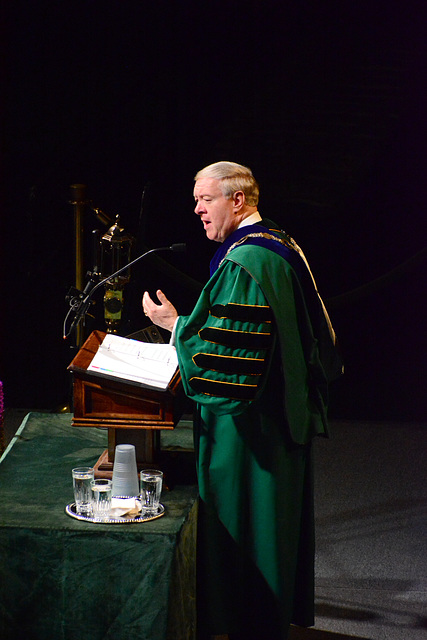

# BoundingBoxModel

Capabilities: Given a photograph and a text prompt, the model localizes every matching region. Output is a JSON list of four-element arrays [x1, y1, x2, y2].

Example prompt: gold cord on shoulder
[[221, 229, 337, 344], [219, 232, 295, 268]]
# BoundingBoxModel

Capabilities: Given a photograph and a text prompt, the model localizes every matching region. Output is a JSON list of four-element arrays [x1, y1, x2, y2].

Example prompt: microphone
[[169, 243, 186, 253], [63, 243, 186, 339]]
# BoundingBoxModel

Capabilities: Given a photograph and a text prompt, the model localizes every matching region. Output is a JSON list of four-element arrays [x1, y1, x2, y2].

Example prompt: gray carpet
[[312, 420, 427, 640]]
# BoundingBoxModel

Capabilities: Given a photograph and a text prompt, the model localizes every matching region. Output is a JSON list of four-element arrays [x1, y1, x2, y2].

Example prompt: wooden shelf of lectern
[[68, 330, 185, 476]]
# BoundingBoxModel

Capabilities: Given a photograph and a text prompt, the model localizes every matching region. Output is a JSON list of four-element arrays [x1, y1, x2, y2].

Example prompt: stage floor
[[2, 410, 426, 640]]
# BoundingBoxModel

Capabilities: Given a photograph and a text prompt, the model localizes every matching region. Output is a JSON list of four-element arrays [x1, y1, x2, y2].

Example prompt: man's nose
[[194, 201, 204, 215]]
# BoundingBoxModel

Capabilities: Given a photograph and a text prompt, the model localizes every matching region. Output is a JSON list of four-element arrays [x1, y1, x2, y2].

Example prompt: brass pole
[[70, 183, 88, 347]]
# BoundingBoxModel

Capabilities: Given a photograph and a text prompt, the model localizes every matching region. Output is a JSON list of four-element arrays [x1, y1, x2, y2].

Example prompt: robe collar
[[209, 222, 267, 276]]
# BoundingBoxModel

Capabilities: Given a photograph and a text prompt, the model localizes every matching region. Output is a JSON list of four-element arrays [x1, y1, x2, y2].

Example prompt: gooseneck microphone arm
[[63, 243, 186, 340], [84, 243, 186, 301]]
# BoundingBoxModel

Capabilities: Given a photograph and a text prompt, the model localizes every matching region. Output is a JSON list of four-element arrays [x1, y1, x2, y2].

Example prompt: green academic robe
[[175, 238, 338, 638]]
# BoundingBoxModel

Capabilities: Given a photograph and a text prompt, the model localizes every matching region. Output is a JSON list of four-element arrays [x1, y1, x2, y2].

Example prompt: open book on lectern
[[87, 333, 179, 391]]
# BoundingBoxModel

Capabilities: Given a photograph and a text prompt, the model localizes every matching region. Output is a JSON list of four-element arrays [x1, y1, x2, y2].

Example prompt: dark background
[[1, 1, 426, 420]]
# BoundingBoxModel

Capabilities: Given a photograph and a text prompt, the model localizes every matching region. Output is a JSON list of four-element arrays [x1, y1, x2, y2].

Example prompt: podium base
[[94, 442, 198, 488], [93, 447, 162, 479]]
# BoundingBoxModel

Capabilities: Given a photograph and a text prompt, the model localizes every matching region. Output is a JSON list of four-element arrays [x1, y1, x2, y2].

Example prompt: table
[[0, 412, 198, 640]]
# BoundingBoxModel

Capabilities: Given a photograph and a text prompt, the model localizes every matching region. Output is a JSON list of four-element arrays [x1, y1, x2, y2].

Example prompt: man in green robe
[[143, 161, 342, 640]]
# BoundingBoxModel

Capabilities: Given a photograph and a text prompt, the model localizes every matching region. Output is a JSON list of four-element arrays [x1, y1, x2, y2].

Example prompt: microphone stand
[[63, 243, 186, 340]]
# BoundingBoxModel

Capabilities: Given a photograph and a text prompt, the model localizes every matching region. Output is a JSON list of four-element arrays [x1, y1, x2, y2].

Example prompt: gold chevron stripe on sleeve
[[210, 302, 272, 324], [199, 326, 273, 350], [193, 352, 265, 376], [189, 376, 259, 400]]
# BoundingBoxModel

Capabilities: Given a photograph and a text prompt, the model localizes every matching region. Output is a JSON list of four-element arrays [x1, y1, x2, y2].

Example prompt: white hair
[[194, 161, 259, 206]]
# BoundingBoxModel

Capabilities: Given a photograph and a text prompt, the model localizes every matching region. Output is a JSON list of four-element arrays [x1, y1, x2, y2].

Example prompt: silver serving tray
[[65, 501, 165, 524]]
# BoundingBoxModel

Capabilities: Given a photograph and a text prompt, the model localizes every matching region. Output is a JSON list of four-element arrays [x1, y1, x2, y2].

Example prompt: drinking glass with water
[[140, 469, 163, 515], [72, 467, 94, 516], [91, 478, 112, 521]]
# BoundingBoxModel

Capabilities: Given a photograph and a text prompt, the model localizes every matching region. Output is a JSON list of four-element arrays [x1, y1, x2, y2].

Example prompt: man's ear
[[232, 190, 245, 211]]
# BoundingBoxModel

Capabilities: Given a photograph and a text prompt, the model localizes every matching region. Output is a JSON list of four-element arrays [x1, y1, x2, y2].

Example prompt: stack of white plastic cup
[[111, 444, 139, 497]]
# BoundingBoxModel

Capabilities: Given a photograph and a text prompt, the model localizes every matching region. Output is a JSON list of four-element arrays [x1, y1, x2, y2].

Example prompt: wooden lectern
[[68, 330, 186, 478]]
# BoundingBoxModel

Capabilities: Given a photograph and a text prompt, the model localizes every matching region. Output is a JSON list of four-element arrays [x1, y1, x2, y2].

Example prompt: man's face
[[193, 177, 238, 243]]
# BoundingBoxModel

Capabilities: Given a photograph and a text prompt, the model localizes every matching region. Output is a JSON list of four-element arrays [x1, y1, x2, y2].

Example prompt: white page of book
[[88, 334, 178, 390]]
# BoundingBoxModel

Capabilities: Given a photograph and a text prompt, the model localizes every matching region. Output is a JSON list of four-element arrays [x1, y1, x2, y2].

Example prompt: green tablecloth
[[0, 413, 198, 640]]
